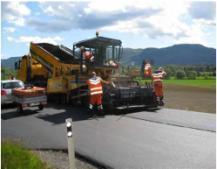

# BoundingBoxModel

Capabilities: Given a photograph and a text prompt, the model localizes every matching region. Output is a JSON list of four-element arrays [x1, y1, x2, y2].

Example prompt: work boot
[[88, 104, 96, 116], [97, 105, 105, 116], [159, 96, 165, 106]]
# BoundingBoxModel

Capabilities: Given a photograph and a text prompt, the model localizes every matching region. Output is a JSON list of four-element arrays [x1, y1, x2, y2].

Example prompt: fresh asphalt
[[1, 104, 216, 169]]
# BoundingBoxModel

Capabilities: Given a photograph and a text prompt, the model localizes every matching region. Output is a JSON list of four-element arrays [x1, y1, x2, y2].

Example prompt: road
[[2, 104, 216, 169]]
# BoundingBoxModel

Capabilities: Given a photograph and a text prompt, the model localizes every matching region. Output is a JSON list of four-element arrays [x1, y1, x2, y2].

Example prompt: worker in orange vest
[[143, 60, 152, 78], [86, 71, 110, 115], [152, 67, 166, 105]]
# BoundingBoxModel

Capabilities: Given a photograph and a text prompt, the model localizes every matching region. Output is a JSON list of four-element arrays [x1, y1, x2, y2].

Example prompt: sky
[[1, 0, 216, 59]]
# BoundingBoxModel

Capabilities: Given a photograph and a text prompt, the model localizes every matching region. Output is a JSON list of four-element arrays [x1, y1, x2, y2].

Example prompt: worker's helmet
[[158, 67, 163, 71]]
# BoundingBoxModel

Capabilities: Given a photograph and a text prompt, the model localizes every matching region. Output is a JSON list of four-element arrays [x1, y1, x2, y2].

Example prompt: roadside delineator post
[[66, 118, 76, 169]]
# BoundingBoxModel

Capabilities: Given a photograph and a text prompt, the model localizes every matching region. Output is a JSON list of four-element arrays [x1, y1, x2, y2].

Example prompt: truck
[[15, 33, 159, 112]]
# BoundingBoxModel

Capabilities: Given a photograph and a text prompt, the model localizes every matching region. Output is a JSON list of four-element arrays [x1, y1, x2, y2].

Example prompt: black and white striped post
[[66, 118, 76, 169]]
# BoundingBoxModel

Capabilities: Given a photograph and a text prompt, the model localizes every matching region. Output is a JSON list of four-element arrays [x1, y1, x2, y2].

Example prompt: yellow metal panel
[[65, 76, 77, 90], [17, 56, 28, 82], [47, 77, 67, 93]]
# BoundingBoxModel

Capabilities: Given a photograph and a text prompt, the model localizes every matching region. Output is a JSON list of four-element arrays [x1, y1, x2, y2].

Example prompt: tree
[[164, 67, 172, 79], [176, 70, 186, 79], [186, 71, 197, 79]]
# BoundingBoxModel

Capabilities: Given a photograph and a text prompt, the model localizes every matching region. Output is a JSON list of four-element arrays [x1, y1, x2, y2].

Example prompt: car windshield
[[2, 81, 24, 89]]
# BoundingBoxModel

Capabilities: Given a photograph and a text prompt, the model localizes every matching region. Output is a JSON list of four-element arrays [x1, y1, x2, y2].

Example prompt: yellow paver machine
[[15, 33, 159, 111]]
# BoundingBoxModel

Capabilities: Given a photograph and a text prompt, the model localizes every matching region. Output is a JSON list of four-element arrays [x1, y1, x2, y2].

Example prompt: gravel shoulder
[[34, 150, 99, 169]]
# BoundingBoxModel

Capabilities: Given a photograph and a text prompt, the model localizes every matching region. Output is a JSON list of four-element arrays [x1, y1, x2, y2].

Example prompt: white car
[[1, 80, 25, 104]]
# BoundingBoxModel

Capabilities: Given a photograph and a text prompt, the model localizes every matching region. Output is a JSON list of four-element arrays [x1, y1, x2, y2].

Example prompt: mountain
[[121, 44, 216, 66], [1, 57, 20, 69], [1, 44, 216, 69]]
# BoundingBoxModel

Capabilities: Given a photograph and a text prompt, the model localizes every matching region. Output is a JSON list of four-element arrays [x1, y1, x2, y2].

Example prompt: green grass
[[164, 79, 215, 89], [136, 77, 216, 89], [2, 140, 51, 169]]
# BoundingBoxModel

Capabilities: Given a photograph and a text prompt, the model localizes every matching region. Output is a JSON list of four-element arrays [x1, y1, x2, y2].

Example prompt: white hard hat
[[158, 67, 163, 71]]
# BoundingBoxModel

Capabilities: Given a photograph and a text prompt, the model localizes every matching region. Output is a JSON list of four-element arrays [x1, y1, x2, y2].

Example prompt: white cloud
[[7, 36, 14, 42], [36, 0, 193, 40], [3, 1, 215, 47], [6, 36, 63, 45], [2, 2, 31, 26], [4, 27, 16, 33], [194, 19, 216, 26], [101, 1, 191, 38], [34, 1, 160, 32], [176, 27, 207, 45]]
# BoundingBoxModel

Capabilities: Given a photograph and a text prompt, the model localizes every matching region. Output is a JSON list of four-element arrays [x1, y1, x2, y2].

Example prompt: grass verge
[[164, 79, 216, 89], [135, 77, 216, 89], [2, 140, 52, 169]]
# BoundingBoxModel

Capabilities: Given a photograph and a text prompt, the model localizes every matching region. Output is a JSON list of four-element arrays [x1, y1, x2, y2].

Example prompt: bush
[[176, 70, 186, 79], [186, 71, 197, 79]]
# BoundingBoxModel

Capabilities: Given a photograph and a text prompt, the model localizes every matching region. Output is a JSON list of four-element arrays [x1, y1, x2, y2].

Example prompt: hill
[[1, 44, 216, 69], [1, 57, 20, 69], [121, 44, 216, 66]]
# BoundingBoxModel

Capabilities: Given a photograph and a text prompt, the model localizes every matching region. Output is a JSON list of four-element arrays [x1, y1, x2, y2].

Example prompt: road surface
[[2, 104, 216, 169]]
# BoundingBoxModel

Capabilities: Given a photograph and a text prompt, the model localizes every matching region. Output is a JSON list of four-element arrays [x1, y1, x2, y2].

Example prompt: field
[[137, 77, 216, 89], [164, 77, 216, 89], [164, 84, 216, 113], [136, 77, 216, 113]]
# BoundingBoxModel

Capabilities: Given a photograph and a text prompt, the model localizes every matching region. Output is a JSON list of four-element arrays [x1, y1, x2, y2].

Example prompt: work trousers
[[89, 94, 103, 110], [153, 81, 163, 97]]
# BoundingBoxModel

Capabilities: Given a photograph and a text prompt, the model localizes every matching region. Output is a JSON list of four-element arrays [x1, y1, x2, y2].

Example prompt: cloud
[[188, 1, 216, 20], [2, 2, 31, 26], [194, 19, 216, 26], [27, 1, 161, 32], [2, 1, 215, 47], [100, 1, 191, 39], [27, 19, 72, 32], [33, 1, 196, 41], [6, 36, 62, 45], [3, 27, 16, 33]]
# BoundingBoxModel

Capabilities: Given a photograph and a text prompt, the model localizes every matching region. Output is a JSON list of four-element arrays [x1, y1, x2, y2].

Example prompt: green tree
[[164, 67, 172, 79], [186, 71, 197, 79], [176, 70, 186, 79]]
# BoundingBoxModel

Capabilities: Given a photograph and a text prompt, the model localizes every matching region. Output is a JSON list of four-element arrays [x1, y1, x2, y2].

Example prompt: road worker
[[83, 50, 95, 63], [143, 60, 152, 78], [86, 71, 110, 115], [152, 67, 166, 106]]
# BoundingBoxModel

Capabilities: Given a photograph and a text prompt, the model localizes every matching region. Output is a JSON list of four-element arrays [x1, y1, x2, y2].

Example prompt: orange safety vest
[[152, 72, 164, 82], [144, 63, 152, 77], [87, 77, 103, 95]]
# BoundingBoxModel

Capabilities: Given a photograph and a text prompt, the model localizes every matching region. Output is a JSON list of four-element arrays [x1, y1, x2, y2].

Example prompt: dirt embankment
[[164, 84, 216, 114]]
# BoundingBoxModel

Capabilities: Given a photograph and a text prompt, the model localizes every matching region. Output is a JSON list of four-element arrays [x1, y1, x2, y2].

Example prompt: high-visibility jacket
[[152, 71, 166, 82], [144, 63, 152, 77], [87, 77, 103, 96]]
